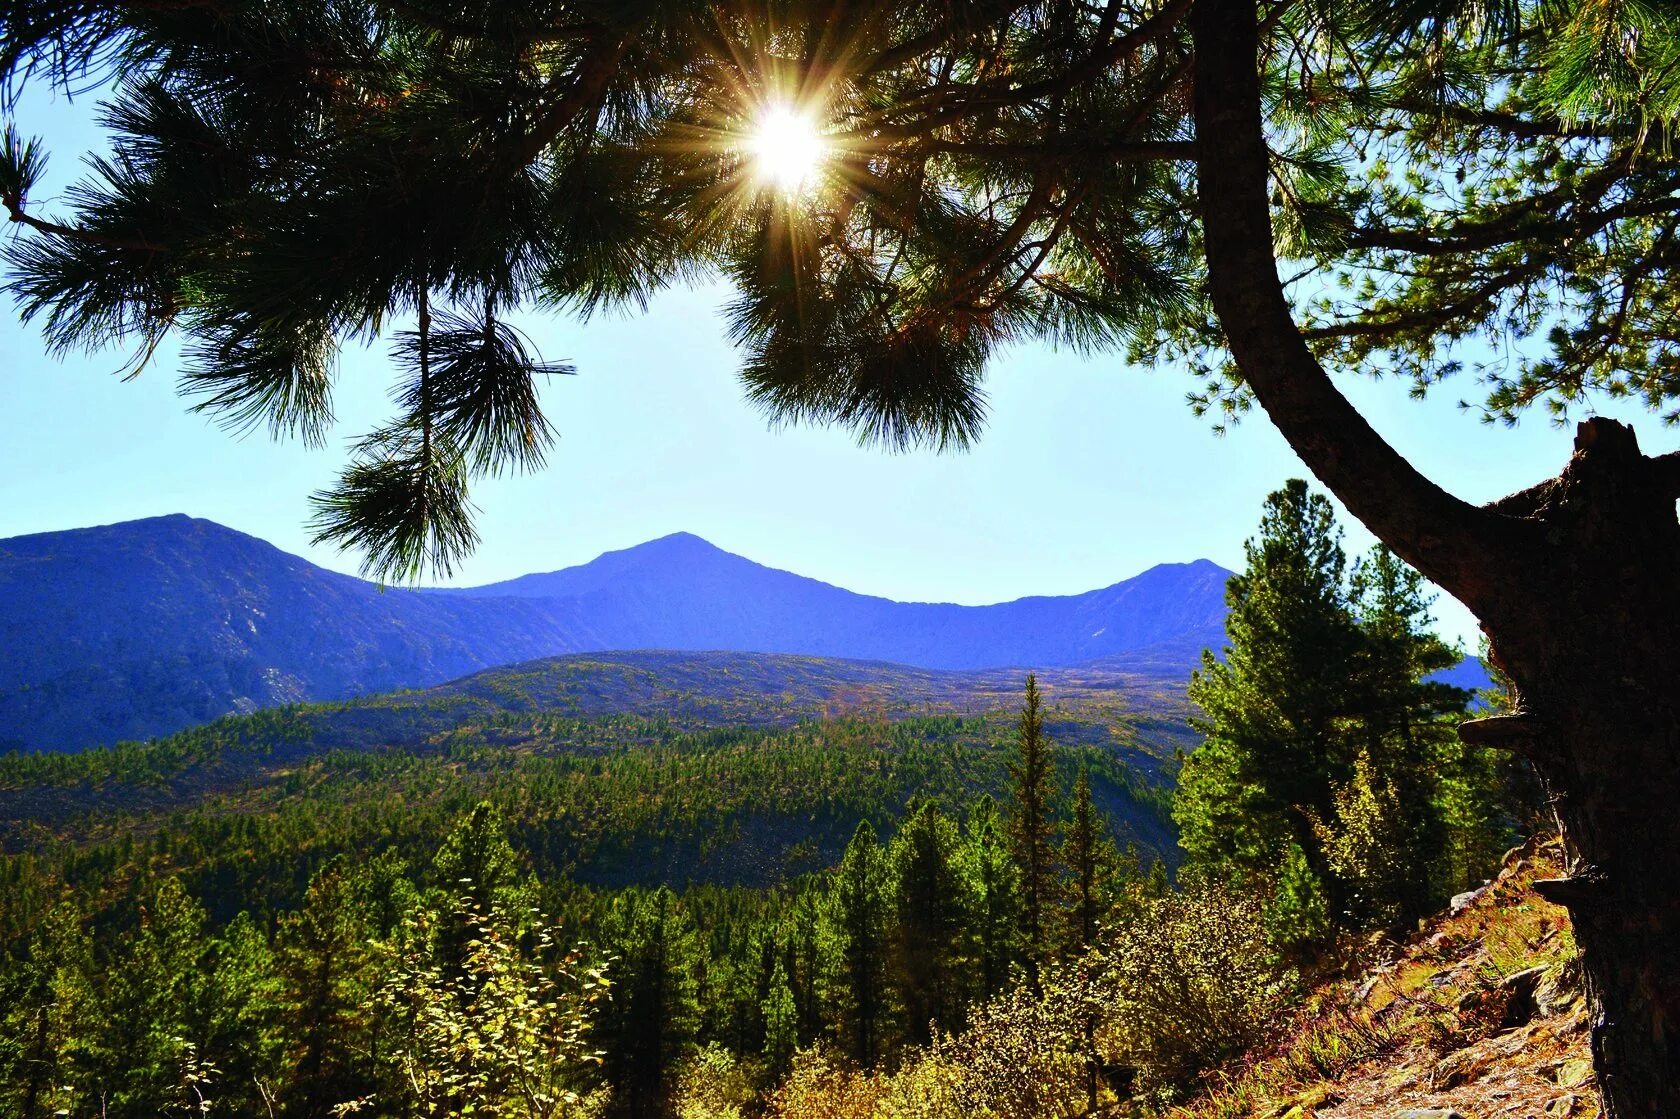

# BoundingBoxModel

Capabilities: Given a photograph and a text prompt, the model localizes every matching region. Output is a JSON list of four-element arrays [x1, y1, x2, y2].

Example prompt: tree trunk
[[1189, 1, 1680, 1113], [1464, 419, 1680, 1116]]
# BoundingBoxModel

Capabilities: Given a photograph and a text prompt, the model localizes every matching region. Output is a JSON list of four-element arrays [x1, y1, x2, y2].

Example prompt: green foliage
[[1175, 481, 1508, 941], [827, 822, 893, 1071], [1097, 880, 1295, 1093], [956, 796, 1021, 1002], [889, 803, 965, 1045], [1006, 673, 1060, 984], [372, 897, 606, 1119], [597, 888, 702, 1119]]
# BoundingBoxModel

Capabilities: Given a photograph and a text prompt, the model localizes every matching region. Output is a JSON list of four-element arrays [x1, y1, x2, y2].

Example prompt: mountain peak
[[2, 517, 1235, 751], [618, 531, 730, 558]]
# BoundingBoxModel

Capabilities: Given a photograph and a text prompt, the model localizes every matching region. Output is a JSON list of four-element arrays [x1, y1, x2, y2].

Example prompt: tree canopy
[[8, 1, 1678, 578]]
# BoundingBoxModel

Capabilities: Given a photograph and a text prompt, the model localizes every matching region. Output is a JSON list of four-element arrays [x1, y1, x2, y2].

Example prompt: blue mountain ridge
[[0, 516, 1234, 751]]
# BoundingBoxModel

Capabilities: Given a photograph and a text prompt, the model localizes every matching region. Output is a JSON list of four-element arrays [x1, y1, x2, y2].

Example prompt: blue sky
[[5, 89, 1675, 650]]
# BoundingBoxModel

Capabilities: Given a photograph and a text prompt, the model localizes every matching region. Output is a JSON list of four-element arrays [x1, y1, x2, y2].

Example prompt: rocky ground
[[1180, 837, 1595, 1119]]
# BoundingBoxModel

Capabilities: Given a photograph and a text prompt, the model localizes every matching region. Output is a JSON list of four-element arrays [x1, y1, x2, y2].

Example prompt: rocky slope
[[1181, 836, 1595, 1119]]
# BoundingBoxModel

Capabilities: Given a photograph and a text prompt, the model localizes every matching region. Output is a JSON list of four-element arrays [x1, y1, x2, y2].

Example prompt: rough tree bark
[[1190, 1, 1680, 1114]]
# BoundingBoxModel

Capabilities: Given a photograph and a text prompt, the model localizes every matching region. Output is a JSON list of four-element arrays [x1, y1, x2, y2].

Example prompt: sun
[[746, 103, 830, 194]]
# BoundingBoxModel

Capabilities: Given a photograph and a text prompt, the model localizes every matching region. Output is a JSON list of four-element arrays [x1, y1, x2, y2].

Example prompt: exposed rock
[[1534, 959, 1582, 1015], [1431, 1046, 1488, 1090], [1498, 965, 1547, 1029], [1448, 885, 1489, 916]]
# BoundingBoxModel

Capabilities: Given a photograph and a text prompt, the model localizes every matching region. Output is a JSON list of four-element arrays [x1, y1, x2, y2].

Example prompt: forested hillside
[[0, 651, 1185, 885], [0, 655, 1182, 1119]]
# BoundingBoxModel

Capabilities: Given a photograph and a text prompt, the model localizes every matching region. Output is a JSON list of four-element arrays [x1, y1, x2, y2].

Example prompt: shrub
[[674, 1044, 762, 1119], [1096, 881, 1294, 1091], [763, 1048, 884, 1119]]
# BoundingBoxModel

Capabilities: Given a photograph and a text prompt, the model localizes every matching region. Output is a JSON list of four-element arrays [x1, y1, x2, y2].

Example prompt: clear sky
[[5, 89, 1676, 651]]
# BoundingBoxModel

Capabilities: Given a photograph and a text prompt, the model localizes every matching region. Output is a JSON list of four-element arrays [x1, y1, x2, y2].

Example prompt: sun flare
[[746, 103, 830, 194]]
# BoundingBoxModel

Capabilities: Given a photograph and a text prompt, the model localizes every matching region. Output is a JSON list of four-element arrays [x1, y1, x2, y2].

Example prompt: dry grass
[[1170, 836, 1596, 1119]]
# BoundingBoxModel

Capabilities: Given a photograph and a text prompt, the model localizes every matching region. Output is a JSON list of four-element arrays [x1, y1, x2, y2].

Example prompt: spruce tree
[[1177, 480, 1361, 932], [889, 802, 964, 1045], [1007, 673, 1058, 987], [827, 820, 892, 1070]]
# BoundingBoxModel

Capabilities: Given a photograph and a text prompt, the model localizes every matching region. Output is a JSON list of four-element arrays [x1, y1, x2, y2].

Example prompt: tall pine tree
[[1176, 480, 1362, 933], [889, 802, 964, 1046], [1007, 674, 1059, 988], [826, 821, 892, 1070]]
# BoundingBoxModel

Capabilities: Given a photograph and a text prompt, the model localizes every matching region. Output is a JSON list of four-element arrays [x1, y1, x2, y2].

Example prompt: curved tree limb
[[1190, 0, 1528, 615]]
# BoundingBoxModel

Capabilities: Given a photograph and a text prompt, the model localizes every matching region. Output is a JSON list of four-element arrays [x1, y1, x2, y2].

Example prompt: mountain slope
[[1178, 837, 1592, 1119], [0, 516, 597, 751], [0, 650, 1188, 886], [452, 531, 1231, 669], [0, 516, 1229, 751]]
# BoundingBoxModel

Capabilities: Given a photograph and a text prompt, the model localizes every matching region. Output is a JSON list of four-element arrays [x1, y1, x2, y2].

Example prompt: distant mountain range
[[0, 516, 1231, 751]]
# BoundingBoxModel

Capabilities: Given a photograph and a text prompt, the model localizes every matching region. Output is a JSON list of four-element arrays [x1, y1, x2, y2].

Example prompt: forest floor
[[1177, 836, 1595, 1119]]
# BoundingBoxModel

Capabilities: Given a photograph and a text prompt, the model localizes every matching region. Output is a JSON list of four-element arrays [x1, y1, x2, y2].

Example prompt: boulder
[[1497, 965, 1547, 1029]]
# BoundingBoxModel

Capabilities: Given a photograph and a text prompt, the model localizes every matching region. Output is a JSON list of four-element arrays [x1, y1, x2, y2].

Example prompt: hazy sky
[[5, 89, 1676, 650]]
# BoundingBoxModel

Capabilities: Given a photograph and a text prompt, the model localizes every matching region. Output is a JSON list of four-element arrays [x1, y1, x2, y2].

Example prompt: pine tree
[[1007, 673, 1059, 987], [826, 821, 892, 1070], [86, 877, 213, 1118], [598, 887, 701, 1119], [1058, 765, 1126, 955], [959, 795, 1021, 1001], [0, 901, 90, 1119], [1346, 546, 1478, 921], [761, 957, 797, 1077], [194, 911, 284, 1118], [889, 802, 964, 1045], [276, 859, 379, 1119], [1177, 480, 1362, 933]]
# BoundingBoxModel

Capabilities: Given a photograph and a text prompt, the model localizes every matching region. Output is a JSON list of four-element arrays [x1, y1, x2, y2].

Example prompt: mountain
[[0, 516, 1229, 752], [0, 515, 603, 753], [450, 531, 1231, 669]]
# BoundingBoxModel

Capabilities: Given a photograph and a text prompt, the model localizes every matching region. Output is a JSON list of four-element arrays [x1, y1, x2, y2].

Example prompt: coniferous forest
[[7, 0, 1676, 1112], [0, 485, 1531, 1119]]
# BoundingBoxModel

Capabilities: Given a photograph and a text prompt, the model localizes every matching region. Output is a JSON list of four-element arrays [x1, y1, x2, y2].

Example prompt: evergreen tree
[[826, 821, 892, 1070], [959, 795, 1021, 1001], [782, 891, 827, 1047], [597, 887, 700, 1119], [1057, 765, 1126, 955], [193, 911, 284, 1118], [433, 802, 531, 969], [0, 901, 90, 1119], [1006, 673, 1059, 986], [1178, 485, 1487, 938], [760, 956, 797, 1077], [1177, 480, 1362, 932], [85, 878, 214, 1118], [276, 859, 380, 1118], [889, 802, 964, 1046], [1346, 547, 1479, 921]]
